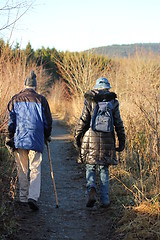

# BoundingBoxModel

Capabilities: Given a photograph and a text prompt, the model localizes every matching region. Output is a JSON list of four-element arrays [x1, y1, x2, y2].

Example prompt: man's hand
[[115, 144, 125, 152], [45, 136, 51, 145], [47, 136, 52, 142], [5, 137, 15, 155]]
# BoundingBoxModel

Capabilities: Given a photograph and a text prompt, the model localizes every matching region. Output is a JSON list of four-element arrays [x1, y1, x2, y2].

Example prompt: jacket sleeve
[[7, 98, 16, 139], [74, 99, 91, 148], [41, 96, 52, 138], [113, 100, 125, 149]]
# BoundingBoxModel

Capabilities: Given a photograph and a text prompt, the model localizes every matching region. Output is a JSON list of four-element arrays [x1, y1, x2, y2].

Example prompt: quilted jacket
[[74, 89, 125, 165]]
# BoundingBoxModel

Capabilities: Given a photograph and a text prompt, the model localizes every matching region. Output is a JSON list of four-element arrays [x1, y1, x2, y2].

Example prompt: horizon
[[2, 40, 160, 52]]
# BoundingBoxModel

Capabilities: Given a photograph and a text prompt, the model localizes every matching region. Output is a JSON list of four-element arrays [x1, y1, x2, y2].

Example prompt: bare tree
[[0, 0, 35, 39], [54, 51, 114, 98]]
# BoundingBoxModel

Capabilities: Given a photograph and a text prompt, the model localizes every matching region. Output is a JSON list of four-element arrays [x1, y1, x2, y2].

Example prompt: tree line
[[0, 39, 114, 91]]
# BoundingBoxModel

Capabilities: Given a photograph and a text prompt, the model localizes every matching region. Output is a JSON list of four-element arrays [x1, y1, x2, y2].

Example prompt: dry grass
[[117, 202, 160, 240]]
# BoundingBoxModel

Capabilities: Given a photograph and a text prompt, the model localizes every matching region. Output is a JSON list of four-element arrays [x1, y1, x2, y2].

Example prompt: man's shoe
[[28, 198, 39, 211], [86, 187, 96, 208]]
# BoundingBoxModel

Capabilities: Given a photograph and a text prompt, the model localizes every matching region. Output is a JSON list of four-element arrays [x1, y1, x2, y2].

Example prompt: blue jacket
[[8, 88, 52, 153]]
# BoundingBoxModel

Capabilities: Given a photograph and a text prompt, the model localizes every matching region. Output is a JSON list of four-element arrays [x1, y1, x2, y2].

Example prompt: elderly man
[[6, 70, 52, 211]]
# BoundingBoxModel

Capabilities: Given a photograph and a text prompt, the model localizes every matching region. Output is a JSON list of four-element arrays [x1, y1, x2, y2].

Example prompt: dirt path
[[14, 117, 125, 240]]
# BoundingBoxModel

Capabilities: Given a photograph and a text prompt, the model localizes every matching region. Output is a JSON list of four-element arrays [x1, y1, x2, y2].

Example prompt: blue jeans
[[86, 164, 109, 205]]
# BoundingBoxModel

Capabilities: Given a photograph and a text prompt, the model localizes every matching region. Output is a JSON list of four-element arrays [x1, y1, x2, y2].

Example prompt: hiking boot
[[86, 187, 96, 208], [28, 198, 39, 211]]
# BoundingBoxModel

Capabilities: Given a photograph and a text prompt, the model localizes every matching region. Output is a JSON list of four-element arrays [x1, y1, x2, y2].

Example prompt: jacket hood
[[84, 89, 117, 102]]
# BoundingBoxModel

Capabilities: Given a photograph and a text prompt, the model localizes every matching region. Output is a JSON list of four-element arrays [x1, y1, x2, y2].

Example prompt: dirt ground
[[14, 117, 126, 240]]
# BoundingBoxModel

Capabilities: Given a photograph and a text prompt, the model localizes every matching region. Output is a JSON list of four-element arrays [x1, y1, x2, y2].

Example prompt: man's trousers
[[14, 149, 42, 202]]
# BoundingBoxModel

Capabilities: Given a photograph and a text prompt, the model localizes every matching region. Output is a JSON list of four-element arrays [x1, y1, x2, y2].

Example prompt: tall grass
[[116, 53, 160, 201]]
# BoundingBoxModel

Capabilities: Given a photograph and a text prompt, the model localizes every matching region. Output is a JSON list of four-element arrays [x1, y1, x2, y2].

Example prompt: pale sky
[[0, 0, 160, 52]]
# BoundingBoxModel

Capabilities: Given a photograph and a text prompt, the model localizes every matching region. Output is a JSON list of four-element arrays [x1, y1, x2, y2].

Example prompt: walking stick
[[46, 141, 59, 208]]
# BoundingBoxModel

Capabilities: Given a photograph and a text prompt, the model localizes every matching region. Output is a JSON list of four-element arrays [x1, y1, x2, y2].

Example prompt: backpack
[[90, 101, 114, 132]]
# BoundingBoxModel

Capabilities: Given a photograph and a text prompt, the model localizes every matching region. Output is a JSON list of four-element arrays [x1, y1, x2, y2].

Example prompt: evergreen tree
[[25, 41, 34, 63]]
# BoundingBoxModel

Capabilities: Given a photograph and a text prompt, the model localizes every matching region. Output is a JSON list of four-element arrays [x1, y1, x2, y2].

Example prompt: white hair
[[25, 86, 36, 90]]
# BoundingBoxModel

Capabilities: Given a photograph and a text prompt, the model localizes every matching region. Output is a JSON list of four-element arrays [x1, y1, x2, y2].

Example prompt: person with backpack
[[74, 77, 125, 208], [5, 70, 52, 211]]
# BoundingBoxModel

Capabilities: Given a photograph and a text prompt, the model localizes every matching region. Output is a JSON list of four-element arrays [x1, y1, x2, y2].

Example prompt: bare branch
[[0, 1, 34, 31]]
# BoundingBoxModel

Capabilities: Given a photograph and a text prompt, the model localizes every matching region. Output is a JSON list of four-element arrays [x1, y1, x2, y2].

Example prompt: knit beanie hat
[[25, 70, 37, 87], [93, 77, 111, 89]]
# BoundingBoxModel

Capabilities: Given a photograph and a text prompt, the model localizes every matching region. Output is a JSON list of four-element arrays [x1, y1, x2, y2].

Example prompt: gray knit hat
[[93, 77, 111, 89], [25, 70, 37, 87]]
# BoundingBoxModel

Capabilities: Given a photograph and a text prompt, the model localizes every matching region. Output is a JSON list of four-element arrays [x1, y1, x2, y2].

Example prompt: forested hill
[[88, 43, 160, 58]]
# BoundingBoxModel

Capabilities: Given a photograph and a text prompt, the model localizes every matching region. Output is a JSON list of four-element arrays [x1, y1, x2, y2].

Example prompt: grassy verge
[[0, 142, 17, 240]]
